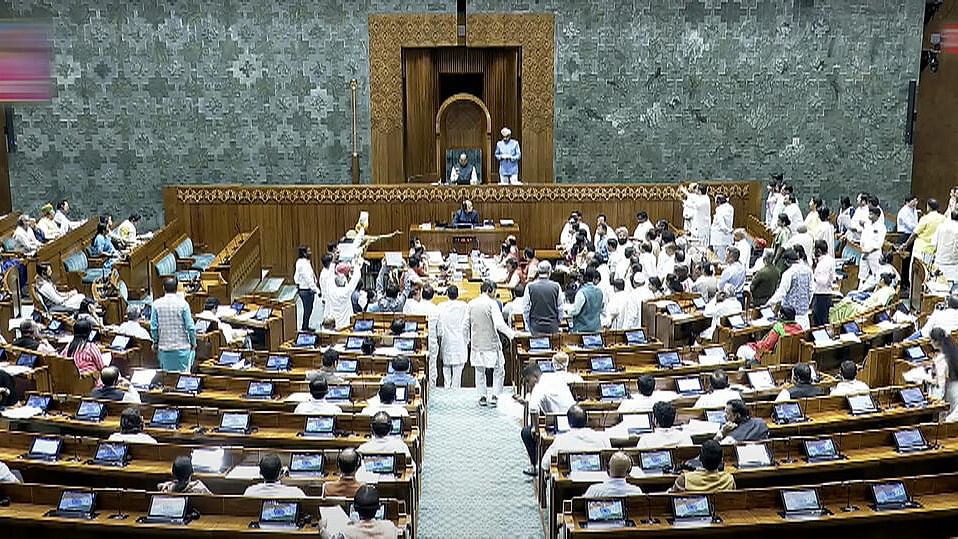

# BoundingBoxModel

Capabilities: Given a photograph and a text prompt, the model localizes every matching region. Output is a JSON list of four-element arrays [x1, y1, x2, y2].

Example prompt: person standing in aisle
[[293, 245, 319, 331]]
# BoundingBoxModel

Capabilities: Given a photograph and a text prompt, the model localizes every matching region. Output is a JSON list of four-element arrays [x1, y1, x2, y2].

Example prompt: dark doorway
[[440, 73, 483, 103]]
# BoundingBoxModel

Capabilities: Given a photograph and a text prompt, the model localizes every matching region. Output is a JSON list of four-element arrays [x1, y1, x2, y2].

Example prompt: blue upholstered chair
[[173, 236, 215, 271], [445, 148, 482, 184], [154, 252, 200, 283], [63, 251, 109, 285]]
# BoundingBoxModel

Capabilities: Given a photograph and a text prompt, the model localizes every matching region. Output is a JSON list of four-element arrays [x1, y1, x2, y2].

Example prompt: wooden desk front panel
[[164, 182, 761, 278]]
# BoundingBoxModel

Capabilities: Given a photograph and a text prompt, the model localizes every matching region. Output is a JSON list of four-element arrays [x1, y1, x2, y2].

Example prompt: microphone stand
[[841, 481, 860, 512], [71, 435, 81, 462], [641, 495, 660, 525], [108, 489, 129, 520]]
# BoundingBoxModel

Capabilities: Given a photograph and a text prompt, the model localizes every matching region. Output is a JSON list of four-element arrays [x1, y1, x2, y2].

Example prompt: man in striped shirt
[[150, 279, 196, 372]]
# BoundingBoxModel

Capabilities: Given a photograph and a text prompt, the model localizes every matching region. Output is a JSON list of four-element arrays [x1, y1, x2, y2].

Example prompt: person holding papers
[[583, 452, 643, 497], [775, 363, 823, 401], [518, 362, 576, 476], [830, 360, 870, 396], [243, 454, 306, 498], [326, 261, 365, 330], [157, 456, 211, 494], [637, 402, 693, 449], [618, 375, 678, 413], [693, 370, 741, 409]]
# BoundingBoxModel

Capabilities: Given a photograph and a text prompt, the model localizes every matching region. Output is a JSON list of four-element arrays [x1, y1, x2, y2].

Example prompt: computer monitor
[[336, 359, 359, 373], [624, 330, 646, 345], [47, 319, 63, 333], [773, 402, 805, 424], [704, 409, 726, 424], [194, 319, 211, 334], [295, 332, 317, 348], [25, 394, 51, 411], [657, 351, 681, 369], [289, 453, 325, 475], [780, 489, 823, 515], [701, 347, 726, 362], [174, 375, 202, 393], [841, 321, 862, 335], [394, 338, 415, 352], [246, 381, 274, 399], [56, 490, 95, 515], [727, 314, 746, 329], [811, 329, 832, 343], [590, 356, 616, 373], [569, 453, 601, 473], [675, 377, 703, 394], [692, 297, 706, 310], [28, 436, 61, 459], [390, 417, 403, 436], [639, 450, 673, 472], [259, 500, 299, 527], [353, 319, 375, 332], [904, 346, 928, 361], [150, 408, 180, 429], [363, 454, 396, 474], [304, 416, 335, 436], [403, 321, 418, 333], [326, 385, 352, 401], [528, 336, 551, 351], [16, 353, 38, 368], [147, 495, 188, 521], [586, 499, 626, 526], [109, 335, 130, 351], [847, 394, 878, 415], [582, 334, 603, 349], [537, 360, 555, 373], [75, 400, 105, 421], [893, 429, 928, 452], [254, 307, 272, 321], [747, 370, 776, 390], [735, 443, 772, 468], [803, 438, 839, 461], [219, 412, 250, 433], [671, 495, 713, 521], [760, 308, 776, 320], [218, 351, 242, 366], [265, 355, 290, 371], [231, 302, 245, 313], [599, 383, 627, 400], [900, 387, 926, 408], [871, 481, 911, 510], [93, 442, 128, 465]]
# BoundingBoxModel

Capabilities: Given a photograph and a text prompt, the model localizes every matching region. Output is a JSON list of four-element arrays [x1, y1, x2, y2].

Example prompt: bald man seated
[[90, 366, 140, 403], [583, 451, 644, 497], [322, 448, 364, 498]]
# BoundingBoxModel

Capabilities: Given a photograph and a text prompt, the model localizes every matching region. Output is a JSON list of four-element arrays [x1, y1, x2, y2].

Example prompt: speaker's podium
[[409, 223, 519, 255]]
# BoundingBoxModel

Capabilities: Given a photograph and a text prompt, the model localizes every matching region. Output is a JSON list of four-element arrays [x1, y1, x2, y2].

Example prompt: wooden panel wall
[[912, 7, 958, 205], [402, 49, 439, 181], [165, 182, 761, 278], [483, 47, 520, 183]]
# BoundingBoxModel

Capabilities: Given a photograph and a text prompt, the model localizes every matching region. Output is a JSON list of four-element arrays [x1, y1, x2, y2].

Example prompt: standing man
[[150, 279, 196, 372], [897, 195, 919, 236], [495, 127, 521, 185], [524, 261, 563, 335], [811, 240, 835, 327], [858, 206, 886, 289], [934, 211, 958, 282], [468, 280, 516, 407], [764, 249, 813, 329], [431, 285, 469, 388], [569, 268, 604, 333], [717, 246, 746, 295], [679, 183, 711, 245], [710, 195, 734, 260], [293, 245, 319, 331]]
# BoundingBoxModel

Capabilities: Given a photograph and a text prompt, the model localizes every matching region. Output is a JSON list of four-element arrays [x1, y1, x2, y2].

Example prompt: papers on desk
[[671, 313, 694, 321], [1, 405, 41, 419], [427, 251, 444, 265], [838, 333, 861, 343], [876, 320, 898, 331], [356, 468, 389, 484], [418, 223, 432, 231], [750, 319, 774, 328], [225, 465, 262, 481], [902, 366, 932, 384], [685, 419, 721, 436], [319, 505, 352, 537], [569, 471, 609, 482], [130, 369, 157, 389], [0, 364, 32, 377], [214, 306, 235, 318], [499, 219, 515, 226], [698, 355, 726, 366]]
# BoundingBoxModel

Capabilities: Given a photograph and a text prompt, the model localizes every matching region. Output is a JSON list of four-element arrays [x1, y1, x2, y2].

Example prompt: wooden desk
[[0, 483, 410, 538], [114, 220, 182, 296], [409, 223, 518, 254], [31, 218, 97, 282], [203, 228, 262, 303]]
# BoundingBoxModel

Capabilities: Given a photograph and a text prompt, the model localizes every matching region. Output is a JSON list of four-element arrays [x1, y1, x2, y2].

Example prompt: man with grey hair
[[449, 152, 479, 185], [524, 261, 563, 335], [494, 127, 521, 185], [117, 306, 152, 342], [785, 224, 814, 264]]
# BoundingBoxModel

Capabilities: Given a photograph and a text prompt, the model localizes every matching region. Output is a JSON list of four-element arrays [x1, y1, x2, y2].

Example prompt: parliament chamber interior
[[0, 0, 957, 538]]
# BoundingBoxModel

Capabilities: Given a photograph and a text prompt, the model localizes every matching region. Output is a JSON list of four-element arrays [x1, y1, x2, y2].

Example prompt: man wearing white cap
[[495, 127, 522, 185]]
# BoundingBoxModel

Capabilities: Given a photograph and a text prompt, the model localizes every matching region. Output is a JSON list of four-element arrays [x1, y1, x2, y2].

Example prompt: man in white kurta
[[467, 280, 516, 406], [858, 206, 886, 289], [709, 195, 734, 260], [430, 285, 470, 388], [681, 184, 711, 245]]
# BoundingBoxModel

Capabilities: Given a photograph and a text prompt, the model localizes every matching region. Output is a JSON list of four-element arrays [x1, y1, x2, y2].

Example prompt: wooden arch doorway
[[435, 93, 492, 184]]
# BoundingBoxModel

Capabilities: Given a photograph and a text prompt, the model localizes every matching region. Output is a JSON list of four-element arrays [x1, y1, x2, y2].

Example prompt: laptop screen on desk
[[672, 496, 711, 519], [582, 334, 603, 349], [58, 491, 94, 513], [260, 500, 298, 525], [872, 481, 909, 506], [747, 370, 776, 390], [353, 319, 374, 332], [336, 359, 358, 373], [76, 400, 103, 418], [657, 351, 681, 368], [266, 355, 290, 371], [290, 453, 324, 473], [625, 330, 646, 345], [569, 453, 601, 472], [25, 394, 51, 411], [151, 408, 180, 426], [528, 337, 551, 350], [220, 412, 250, 431], [247, 381, 274, 398], [326, 385, 351, 401], [587, 499, 624, 522], [148, 495, 188, 519], [364, 454, 395, 474], [218, 351, 241, 366], [305, 416, 335, 434], [295, 333, 317, 348], [600, 383, 626, 400], [676, 377, 702, 393], [94, 442, 128, 463], [394, 338, 415, 352], [16, 353, 37, 368], [590, 356, 615, 372], [804, 438, 837, 459], [640, 450, 672, 471], [781, 489, 821, 513], [30, 436, 61, 457], [905, 346, 927, 361], [175, 376, 201, 392]]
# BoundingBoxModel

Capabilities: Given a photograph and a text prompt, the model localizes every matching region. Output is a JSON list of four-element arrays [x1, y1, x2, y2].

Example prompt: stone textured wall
[[2, 0, 923, 225]]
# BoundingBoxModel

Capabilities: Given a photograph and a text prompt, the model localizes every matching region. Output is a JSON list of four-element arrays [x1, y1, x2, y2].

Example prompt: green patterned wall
[[2, 1, 923, 226]]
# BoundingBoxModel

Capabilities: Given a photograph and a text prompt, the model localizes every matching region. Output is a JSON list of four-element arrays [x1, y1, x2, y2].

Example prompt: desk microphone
[[641, 495, 659, 525], [934, 419, 941, 449], [71, 435, 81, 462], [108, 489, 129, 520], [841, 480, 859, 512]]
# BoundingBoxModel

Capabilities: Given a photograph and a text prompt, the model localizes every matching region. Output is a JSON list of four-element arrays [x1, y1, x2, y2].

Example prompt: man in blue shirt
[[718, 246, 746, 295], [382, 355, 419, 389], [494, 127, 521, 185]]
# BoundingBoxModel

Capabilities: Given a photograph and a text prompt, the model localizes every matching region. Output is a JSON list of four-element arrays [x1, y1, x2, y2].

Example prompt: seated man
[[671, 440, 735, 493], [693, 369, 741, 409], [539, 405, 610, 474], [543, 351, 584, 385], [828, 273, 896, 323], [381, 355, 419, 389], [0, 460, 20, 483], [322, 448, 364, 498], [357, 411, 414, 468], [618, 374, 677, 413], [324, 485, 399, 539], [449, 152, 479, 185], [919, 294, 958, 338], [637, 401, 693, 449], [90, 366, 140, 403], [452, 200, 480, 226], [157, 456, 212, 494], [108, 408, 158, 444], [830, 360, 870, 396], [293, 377, 343, 415], [117, 306, 153, 342], [307, 348, 345, 384], [583, 451, 643, 497], [715, 399, 769, 444], [775, 362, 823, 401], [243, 454, 306, 498], [700, 287, 742, 341], [360, 382, 409, 418], [735, 305, 803, 365], [12, 319, 57, 354], [518, 362, 576, 476]]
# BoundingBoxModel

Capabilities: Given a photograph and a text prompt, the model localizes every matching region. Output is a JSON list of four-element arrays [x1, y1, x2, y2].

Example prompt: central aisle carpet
[[419, 388, 544, 539]]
